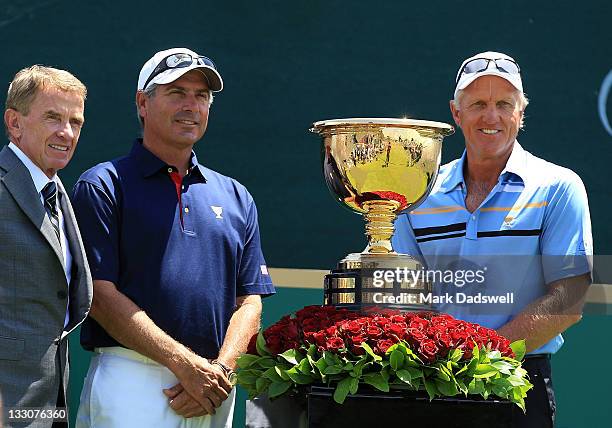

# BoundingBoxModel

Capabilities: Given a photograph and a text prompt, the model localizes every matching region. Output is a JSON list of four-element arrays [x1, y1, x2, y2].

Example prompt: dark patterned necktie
[[42, 181, 60, 242]]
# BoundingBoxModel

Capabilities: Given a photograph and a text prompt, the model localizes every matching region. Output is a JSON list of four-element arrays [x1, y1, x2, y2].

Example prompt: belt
[[94, 346, 160, 365]]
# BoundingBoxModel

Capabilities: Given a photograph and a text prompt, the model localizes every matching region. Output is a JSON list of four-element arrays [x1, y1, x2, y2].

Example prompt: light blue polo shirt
[[392, 141, 593, 354]]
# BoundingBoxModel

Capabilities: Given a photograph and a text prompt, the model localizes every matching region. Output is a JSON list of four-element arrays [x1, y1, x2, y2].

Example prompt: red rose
[[386, 322, 407, 339], [407, 328, 427, 345], [343, 320, 363, 335], [326, 325, 339, 336], [324, 337, 345, 352], [246, 334, 258, 354], [434, 332, 453, 356], [350, 334, 367, 356], [375, 339, 395, 354], [266, 334, 284, 354], [458, 340, 475, 360], [284, 320, 299, 340], [373, 316, 390, 328], [450, 329, 470, 345], [418, 339, 439, 362], [301, 317, 321, 332], [366, 325, 383, 338], [390, 315, 406, 323], [409, 316, 429, 331]]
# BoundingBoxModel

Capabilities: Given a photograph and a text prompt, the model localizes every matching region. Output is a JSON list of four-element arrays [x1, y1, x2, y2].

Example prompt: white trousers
[[76, 347, 235, 428]]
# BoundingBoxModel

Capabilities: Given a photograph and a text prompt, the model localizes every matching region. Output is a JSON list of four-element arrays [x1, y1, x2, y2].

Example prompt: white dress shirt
[[8, 142, 72, 327]]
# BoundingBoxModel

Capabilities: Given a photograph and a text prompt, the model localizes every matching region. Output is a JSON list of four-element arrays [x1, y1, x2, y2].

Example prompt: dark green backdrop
[[1, 0, 611, 427]]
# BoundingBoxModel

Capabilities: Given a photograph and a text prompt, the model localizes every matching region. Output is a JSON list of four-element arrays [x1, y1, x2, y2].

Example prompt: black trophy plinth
[[246, 385, 515, 428]]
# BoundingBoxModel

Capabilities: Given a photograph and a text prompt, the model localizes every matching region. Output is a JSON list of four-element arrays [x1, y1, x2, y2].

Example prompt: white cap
[[454, 51, 522, 99], [137, 47, 223, 92]]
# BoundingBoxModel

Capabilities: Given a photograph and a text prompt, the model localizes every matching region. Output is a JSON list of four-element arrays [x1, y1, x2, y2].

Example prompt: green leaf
[[333, 377, 353, 404], [472, 345, 480, 361], [236, 354, 260, 369], [256, 330, 270, 356], [255, 377, 271, 394], [236, 369, 260, 386], [314, 357, 328, 373], [487, 350, 502, 361], [456, 379, 468, 395], [349, 376, 359, 394], [275, 366, 290, 381], [279, 349, 299, 365], [473, 364, 497, 379], [436, 365, 451, 382], [449, 348, 463, 363], [510, 340, 527, 361], [324, 365, 344, 375], [405, 367, 424, 379], [256, 357, 277, 369], [463, 355, 480, 377], [390, 350, 405, 371], [395, 369, 412, 385], [323, 351, 339, 366], [423, 378, 438, 400], [268, 380, 292, 398], [361, 342, 382, 361], [286, 368, 314, 385], [363, 373, 390, 392], [298, 358, 312, 375], [307, 344, 317, 357], [385, 343, 399, 354], [468, 378, 485, 395], [491, 361, 513, 375], [435, 379, 459, 396], [262, 367, 284, 383]]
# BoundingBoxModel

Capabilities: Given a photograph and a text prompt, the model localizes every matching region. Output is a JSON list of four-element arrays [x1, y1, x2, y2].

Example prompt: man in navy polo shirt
[[393, 51, 592, 427], [72, 47, 275, 427]]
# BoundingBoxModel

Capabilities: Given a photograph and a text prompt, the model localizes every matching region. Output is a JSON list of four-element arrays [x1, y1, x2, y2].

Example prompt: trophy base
[[324, 252, 435, 312]]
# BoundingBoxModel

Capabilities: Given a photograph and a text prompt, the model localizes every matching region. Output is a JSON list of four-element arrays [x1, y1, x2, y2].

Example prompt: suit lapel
[[57, 180, 93, 336], [0, 146, 64, 264]]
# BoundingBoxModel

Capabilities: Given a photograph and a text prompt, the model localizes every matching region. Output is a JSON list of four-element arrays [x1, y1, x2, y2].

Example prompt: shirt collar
[[131, 139, 207, 181], [7, 142, 56, 194], [499, 141, 528, 185], [438, 150, 467, 193], [438, 140, 528, 193]]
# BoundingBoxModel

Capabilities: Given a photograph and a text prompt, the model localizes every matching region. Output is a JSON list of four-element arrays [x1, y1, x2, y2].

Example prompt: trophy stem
[[362, 200, 400, 254]]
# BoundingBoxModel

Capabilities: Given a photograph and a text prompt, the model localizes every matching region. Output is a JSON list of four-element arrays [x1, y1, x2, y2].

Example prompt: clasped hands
[[163, 355, 233, 418]]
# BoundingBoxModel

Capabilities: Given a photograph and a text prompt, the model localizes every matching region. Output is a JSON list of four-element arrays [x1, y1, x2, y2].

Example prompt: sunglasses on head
[[142, 53, 216, 90], [456, 58, 520, 84]]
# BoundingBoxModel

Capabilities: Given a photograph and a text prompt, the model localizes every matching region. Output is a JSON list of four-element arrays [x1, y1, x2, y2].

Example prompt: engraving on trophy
[[311, 118, 454, 311]]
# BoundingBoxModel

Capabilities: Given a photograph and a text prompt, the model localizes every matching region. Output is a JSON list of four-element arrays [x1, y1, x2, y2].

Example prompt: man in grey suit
[[0, 65, 93, 427]]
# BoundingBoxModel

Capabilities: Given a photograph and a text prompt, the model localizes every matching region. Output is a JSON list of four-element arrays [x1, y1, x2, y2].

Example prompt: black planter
[[246, 385, 515, 428]]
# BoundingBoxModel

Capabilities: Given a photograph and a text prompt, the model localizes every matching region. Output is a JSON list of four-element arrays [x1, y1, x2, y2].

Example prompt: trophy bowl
[[310, 118, 454, 310]]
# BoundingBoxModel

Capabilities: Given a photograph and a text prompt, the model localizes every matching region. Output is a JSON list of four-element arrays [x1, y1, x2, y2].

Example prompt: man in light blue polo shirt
[[393, 51, 592, 427]]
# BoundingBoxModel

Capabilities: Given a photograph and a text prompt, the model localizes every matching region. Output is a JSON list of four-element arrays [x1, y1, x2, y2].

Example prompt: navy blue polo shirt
[[72, 140, 275, 358]]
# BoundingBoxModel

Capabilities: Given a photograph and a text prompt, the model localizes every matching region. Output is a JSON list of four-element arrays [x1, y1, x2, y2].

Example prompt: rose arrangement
[[237, 306, 533, 410]]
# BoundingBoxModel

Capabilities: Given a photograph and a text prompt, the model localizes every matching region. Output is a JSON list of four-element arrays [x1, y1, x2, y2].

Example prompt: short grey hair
[[136, 83, 214, 128], [452, 89, 529, 129]]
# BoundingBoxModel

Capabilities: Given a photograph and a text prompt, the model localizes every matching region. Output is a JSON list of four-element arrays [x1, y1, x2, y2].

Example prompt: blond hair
[[5, 65, 87, 115]]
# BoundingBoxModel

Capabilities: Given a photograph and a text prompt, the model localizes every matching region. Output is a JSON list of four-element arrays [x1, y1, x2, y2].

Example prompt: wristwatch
[[212, 359, 237, 385]]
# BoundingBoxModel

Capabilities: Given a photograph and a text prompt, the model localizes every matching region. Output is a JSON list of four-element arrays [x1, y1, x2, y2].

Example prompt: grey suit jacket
[[0, 146, 93, 427]]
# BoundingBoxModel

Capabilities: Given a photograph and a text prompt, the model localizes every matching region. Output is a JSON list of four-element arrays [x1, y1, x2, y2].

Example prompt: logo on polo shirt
[[211, 206, 223, 219]]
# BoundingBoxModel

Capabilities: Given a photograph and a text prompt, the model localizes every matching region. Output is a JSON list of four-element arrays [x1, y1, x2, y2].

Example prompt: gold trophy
[[310, 118, 454, 311]]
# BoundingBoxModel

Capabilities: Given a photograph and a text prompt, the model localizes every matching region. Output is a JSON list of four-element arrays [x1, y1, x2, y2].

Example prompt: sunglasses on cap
[[456, 57, 521, 84], [142, 53, 217, 90]]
